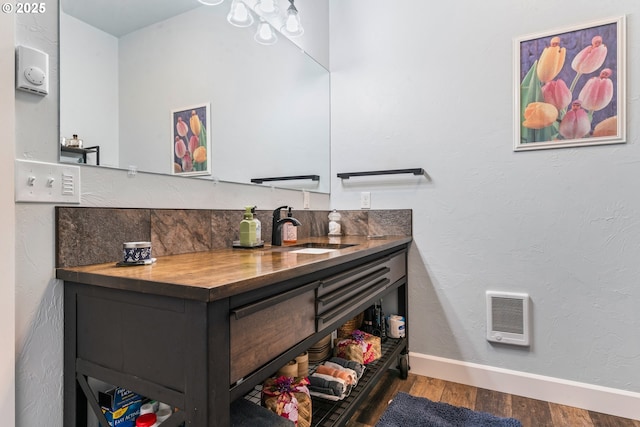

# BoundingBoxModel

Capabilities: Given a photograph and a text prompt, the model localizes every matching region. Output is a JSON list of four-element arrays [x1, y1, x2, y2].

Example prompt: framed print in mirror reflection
[[514, 16, 625, 151], [172, 103, 211, 176]]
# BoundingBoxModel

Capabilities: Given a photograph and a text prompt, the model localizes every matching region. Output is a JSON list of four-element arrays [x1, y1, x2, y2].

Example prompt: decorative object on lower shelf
[[307, 334, 332, 363], [261, 376, 312, 427], [337, 312, 364, 338], [276, 359, 299, 378], [295, 351, 309, 378], [333, 329, 382, 365]]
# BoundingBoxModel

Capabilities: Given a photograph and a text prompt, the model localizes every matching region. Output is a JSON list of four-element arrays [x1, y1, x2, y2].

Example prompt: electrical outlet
[[302, 190, 310, 209], [15, 159, 81, 203], [360, 192, 371, 209]]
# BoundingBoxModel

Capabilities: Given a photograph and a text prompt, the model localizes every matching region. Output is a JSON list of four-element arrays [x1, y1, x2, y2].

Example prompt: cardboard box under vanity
[[99, 387, 143, 427]]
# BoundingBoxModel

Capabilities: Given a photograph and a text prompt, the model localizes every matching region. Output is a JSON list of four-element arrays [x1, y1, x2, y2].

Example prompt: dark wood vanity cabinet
[[62, 240, 410, 427]]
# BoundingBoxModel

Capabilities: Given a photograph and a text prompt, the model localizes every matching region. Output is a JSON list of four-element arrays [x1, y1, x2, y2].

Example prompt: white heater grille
[[486, 291, 530, 346]]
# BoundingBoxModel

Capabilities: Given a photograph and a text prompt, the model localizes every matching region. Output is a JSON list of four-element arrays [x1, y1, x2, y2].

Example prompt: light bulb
[[255, 19, 278, 45], [227, 0, 254, 27], [281, 4, 304, 37], [198, 0, 224, 5], [255, 0, 278, 16]]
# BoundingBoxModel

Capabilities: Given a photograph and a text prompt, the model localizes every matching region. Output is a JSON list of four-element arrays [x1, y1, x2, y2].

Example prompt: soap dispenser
[[328, 209, 342, 236], [239, 206, 257, 247], [251, 206, 262, 244], [282, 207, 298, 243]]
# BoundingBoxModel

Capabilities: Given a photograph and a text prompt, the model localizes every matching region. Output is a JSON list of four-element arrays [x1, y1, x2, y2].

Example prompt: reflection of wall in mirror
[[59, 1, 331, 193], [60, 12, 119, 168]]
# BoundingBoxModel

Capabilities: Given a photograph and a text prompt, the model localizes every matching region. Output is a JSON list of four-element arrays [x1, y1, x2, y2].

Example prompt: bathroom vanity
[[58, 234, 411, 427]]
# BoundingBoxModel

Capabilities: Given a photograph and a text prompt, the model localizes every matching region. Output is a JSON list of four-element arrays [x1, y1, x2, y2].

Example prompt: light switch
[[15, 160, 80, 204]]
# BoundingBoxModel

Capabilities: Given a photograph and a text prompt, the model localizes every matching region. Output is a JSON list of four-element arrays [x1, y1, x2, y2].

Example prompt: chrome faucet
[[271, 205, 301, 246]]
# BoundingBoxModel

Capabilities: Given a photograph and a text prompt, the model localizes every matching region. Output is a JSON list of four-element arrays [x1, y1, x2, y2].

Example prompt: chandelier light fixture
[[198, 0, 305, 45]]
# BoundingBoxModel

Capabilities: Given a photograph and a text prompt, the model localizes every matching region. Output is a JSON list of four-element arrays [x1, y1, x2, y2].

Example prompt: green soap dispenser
[[251, 206, 262, 244], [239, 206, 257, 247]]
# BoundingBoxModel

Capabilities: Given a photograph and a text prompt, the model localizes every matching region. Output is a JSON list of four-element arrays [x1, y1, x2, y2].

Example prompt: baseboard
[[408, 352, 640, 421]]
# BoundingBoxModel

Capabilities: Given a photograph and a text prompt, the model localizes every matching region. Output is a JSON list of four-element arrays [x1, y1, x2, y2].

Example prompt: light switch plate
[[15, 159, 81, 204]]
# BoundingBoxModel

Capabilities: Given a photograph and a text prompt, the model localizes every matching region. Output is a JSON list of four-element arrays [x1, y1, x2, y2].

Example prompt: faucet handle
[[272, 205, 289, 219]]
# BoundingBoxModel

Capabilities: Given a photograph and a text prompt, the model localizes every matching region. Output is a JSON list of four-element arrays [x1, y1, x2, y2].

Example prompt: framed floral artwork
[[514, 16, 625, 151], [171, 103, 211, 175]]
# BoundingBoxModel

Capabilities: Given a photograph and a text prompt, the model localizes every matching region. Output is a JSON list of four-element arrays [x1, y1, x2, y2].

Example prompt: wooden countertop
[[56, 236, 412, 302]]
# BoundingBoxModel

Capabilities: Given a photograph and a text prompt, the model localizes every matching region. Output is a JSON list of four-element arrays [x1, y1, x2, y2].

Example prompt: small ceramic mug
[[123, 241, 152, 263]]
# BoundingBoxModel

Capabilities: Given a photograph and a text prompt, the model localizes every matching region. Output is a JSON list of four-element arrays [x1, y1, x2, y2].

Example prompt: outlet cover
[[360, 192, 371, 209]]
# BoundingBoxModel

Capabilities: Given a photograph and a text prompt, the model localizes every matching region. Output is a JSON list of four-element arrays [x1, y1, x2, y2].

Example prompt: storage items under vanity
[[99, 386, 174, 427], [261, 376, 312, 427], [307, 334, 332, 363], [334, 329, 382, 365], [275, 351, 310, 380], [307, 357, 364, 401], [337, 312, 364, 338]]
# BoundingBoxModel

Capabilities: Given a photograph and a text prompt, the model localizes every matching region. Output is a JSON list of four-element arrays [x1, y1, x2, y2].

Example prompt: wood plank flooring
[[346, 370, 640, 427]]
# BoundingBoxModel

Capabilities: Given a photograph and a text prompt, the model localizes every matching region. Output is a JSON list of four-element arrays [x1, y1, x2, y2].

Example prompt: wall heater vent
[[486, 291, 530, 346]]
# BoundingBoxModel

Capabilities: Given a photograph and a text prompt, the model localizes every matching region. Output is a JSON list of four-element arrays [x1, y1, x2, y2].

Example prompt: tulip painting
[[515, 17, 625, 150], [171, 103, 211, 175]]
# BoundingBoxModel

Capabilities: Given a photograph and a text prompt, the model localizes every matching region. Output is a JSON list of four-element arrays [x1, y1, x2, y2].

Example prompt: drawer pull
[[316, 278, 390, 324], [320, 258, 391, 291], [231, 281, 320, 320], [317, 267, 390, 306]]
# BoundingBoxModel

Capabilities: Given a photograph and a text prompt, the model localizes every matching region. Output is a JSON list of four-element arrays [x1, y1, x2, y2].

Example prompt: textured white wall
[[0, 9, 16, 426], [330, 0, 640, 393]]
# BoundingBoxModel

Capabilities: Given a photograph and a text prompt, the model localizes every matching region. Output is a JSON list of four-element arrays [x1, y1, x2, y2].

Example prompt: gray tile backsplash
[[56, 207, 411, 267]]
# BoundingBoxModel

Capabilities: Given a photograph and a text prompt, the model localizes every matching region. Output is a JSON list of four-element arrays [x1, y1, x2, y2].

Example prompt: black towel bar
[[337, 168, 426, 179], [251, 175, 320, 184]]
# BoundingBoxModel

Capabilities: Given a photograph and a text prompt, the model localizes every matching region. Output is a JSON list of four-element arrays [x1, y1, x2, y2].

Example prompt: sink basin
[[289, 243, 356, 249], [270, 242, 357, 254], [290, 248, 338, 254]]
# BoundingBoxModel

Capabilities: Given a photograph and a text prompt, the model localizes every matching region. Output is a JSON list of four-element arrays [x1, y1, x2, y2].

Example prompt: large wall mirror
[[59, 0, 330, 193]]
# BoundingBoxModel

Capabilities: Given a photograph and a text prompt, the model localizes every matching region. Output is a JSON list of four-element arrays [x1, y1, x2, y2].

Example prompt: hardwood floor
[[346, 370, 640, 427]]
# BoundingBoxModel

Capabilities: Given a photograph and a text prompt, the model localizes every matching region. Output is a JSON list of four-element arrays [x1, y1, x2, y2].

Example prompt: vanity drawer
[[316, 251, 406, 330], [229, 283, 317, 384]]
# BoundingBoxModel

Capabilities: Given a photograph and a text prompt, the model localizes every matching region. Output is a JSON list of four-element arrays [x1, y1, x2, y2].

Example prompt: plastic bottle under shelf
[[136, 412, 158, 427]]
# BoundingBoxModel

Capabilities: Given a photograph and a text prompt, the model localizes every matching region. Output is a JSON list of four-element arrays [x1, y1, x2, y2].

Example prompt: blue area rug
[[375, 392, 523, 427]]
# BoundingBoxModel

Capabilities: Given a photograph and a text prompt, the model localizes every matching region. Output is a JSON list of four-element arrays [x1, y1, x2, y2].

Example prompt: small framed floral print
[[171, 103, 211, 176], [514, 16, 625, 151]]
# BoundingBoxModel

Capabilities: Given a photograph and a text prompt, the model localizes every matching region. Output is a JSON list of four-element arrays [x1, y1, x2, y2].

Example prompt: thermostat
[[16, 45, 49, 96]]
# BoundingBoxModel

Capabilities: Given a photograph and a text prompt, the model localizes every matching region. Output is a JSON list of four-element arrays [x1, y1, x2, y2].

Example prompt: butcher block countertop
[[56, 235, 412, 302]]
